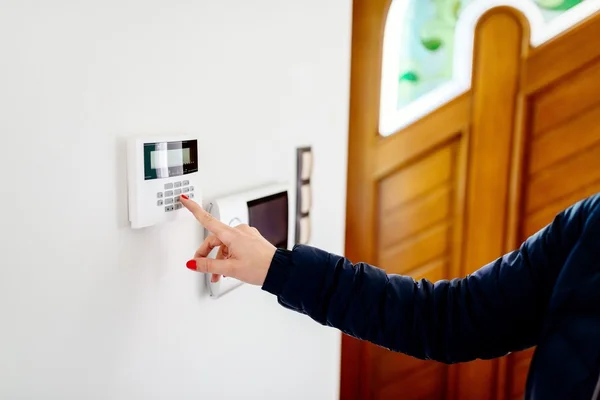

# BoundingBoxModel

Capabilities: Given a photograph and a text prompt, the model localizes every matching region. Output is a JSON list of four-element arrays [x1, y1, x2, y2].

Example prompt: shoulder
[[558, 192, 600, 227], [585, 192, 600, 215]]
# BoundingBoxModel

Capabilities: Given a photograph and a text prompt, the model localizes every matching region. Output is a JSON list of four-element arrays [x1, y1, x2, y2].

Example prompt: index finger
[[180, 195, 234, 240]]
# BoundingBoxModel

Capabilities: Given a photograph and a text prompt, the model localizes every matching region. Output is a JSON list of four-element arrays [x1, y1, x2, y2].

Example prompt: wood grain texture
[[378, 146, 454, 213], [526, 11, 600, 94], [373, 95, 468, 180], [531, 61, 600, 136], [341, 0, 390, 398], [526, 141, 600, 213], [453, 9, 527, 400], [379, 184, 452, 248], [529, 104, 600, 174]]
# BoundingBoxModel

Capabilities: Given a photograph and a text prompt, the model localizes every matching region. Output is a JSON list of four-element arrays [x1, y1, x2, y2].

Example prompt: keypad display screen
[[247, 191, 288, 249], [144, 140, 198, 180]]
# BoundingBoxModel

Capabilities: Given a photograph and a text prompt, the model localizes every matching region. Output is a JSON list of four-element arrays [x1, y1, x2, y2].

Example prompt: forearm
[[261, 195, 594, 363], [261, 245, 526, 363]]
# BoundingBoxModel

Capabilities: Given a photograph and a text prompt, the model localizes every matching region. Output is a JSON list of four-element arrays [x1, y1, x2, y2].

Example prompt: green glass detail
[[421, 37, 443, 51], [453, 1, 462, 19], [399, 71, 420, 82], [535, 0, 583, 11], [390, 0, 588, 111]]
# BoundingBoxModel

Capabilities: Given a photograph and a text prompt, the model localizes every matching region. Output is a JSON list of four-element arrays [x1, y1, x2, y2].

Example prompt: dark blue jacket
[[262, 193, 600, 400]]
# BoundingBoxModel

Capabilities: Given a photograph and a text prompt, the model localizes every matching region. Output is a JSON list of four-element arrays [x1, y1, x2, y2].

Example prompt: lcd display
[[247, 191, 289, 249], [150, 148, 191, 169], [144, 140, 198, 180]]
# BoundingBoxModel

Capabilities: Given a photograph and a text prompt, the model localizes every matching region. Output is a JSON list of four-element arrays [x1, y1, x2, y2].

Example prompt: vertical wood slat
[[342, 0, 390, 399], [452, 8, 528, 400]]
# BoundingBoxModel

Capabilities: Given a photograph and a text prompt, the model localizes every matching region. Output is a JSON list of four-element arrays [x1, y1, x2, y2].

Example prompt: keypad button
[[165, 198, 174, 205], [174, 197, 180, 203], [157, 199, 164, 206], [175, 203, 183, 210], [164, 183, 174, 190], [165, 205, 174, 212], [174, 182, 182, 188], [182, 187, 189, 193], [189, 192, 195, 199], [190, 186, 194, 191], [164, 190, 173, 197], [157, 192, 163, 198], [182, 180, 189, 186], [174, 188, 182, 195]]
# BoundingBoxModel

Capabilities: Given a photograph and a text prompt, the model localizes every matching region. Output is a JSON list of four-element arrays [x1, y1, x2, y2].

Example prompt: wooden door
[[342, 1, 600, 399], [504, 17, 600, 400]]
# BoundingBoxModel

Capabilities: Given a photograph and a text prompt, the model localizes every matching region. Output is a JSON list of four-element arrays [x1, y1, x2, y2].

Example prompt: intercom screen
[[247, 191, 289, 249]]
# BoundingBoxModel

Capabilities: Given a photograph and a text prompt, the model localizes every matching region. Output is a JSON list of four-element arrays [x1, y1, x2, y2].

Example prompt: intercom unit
[[203, 183, 291, 298]]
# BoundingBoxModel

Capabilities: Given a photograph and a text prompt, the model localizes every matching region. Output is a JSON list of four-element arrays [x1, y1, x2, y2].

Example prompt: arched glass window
[[379, 0, 597, 136]]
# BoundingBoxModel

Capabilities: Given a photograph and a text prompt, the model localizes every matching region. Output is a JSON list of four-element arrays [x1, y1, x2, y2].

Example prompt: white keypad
[[157, 180, 194, 212]]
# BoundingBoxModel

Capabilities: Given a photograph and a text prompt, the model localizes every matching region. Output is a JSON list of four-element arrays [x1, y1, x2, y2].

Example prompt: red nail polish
[[186, 260, 196, 271], [181, 194, 189, 200]]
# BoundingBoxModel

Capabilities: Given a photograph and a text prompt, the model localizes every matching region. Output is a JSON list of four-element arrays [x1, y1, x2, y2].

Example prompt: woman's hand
[[179, 194, 277, 286]]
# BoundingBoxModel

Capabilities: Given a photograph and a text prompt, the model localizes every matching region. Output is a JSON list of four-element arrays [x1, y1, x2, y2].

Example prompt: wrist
[[261, 248, 293, 295]]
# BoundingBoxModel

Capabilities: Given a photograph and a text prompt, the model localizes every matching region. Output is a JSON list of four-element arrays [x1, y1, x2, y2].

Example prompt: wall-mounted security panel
[[127, 135, 201, 229], [203, 183, 292, 298]]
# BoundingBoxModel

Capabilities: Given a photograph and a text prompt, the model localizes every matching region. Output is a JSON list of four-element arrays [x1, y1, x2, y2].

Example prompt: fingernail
[[181, 194, 189, 200], [186, 260, 196, 271]]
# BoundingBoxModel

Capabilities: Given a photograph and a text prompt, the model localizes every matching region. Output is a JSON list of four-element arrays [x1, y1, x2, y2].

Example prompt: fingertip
[[186, 259, 197, 271]]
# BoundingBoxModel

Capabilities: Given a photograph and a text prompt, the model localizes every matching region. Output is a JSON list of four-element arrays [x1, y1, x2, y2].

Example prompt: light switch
[[300, 150, 312, 181], [300, 183, 311, 214], [299, 215, 311, 245]]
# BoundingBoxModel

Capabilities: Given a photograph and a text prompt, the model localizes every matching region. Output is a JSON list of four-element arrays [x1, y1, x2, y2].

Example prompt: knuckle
[[223, 262, 236, 277], [220, 230, 235, 243], [197, 258, 210, 273], [203, 212, 214, 222]]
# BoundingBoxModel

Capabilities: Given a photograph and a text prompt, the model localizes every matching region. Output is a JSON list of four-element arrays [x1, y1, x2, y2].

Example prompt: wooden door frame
[[341, 0, 389, 398]]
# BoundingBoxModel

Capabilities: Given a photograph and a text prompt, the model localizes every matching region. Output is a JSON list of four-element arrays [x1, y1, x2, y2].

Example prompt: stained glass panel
[[394, 0, 585, 110]]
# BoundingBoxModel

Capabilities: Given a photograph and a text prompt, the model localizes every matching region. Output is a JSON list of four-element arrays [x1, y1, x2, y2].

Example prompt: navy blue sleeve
[[262, 195, 597, 363]]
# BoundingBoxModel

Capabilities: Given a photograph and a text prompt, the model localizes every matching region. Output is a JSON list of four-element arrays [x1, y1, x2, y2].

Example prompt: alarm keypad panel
[[157, 181, 195, 212], [127, 136, 201, 229]]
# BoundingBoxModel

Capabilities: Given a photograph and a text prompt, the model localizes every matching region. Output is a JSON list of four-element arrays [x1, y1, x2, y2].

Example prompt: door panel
[[367, 141, 461, 399], [506, 54, 600, 399], [531, 60, 600, 136], [376, 364, 446, 400], [379, 147, 454, 210], [380, 184, 452, 247], [529, 105, 600, 175]]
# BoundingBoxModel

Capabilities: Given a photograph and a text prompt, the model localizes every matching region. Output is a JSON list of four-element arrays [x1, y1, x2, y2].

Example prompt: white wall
[[0, 1, 351, 399]]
